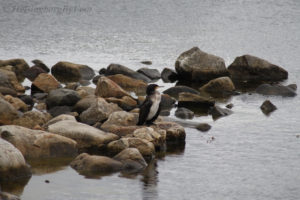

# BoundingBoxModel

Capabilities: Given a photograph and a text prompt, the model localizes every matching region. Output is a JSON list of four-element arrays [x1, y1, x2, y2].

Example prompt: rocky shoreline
[[0, 47, 297, 199]]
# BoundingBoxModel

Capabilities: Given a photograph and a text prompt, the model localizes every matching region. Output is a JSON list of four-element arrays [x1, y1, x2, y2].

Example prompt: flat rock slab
[[256, 84, 297, 97]]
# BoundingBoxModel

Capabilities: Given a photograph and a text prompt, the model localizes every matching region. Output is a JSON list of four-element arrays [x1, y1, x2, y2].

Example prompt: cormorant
[[137, 84, 162, 126]]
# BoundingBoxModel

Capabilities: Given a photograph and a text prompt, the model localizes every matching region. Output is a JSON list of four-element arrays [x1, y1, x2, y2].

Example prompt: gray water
[[1, 0, 300, 199]]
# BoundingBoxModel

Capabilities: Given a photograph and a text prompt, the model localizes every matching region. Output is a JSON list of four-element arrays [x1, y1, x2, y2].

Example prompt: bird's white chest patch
[[147, 92, 161, 120]]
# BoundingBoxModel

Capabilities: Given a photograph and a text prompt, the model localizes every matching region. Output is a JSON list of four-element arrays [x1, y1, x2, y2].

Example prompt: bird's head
[[146, 84, 162, 95]]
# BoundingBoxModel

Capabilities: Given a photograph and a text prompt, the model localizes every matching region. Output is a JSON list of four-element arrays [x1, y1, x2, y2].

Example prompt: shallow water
[[1, 0, 300, 199]]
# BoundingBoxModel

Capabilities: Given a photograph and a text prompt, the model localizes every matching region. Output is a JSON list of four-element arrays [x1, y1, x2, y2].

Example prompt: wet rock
[[113, 148, 147, 172], [153, 122, 185, 143], [32, 59, 50, 72], [133, 127, 166, 149], [51, 61, 95, 82], [107, 137, 155, 158], [4, 95, 28, 112], [256, 84, 297, 97], [70, 153, 123, 174], [287, 84, 297, 91], [163, 86, 200, 99], [79, 97, 122, 125], [196, 123, 211, 132], [92, 75, 101, 85], [32, 73, 60, 94], [107, 74, 147, 95], [0, 192, 20, 200], [0, 59, 30, 81], [44, 114, 76, 128], [178, 92, 215, 109], [12, 110, 52, 129], [161, 68, 178, 83], [98, 68, 106, 75], [175, 107, 194, 119], [73, 95, 96, 114], [226, 103, 234, 109], [46, 88, 81, 109], [48, 120, 118, 150], [260, 100, 277, 115], [105, 96, 137, 111], [76, 86, 95, 98], [0, 69, 25, 92], [137, 68, 161, 80], [95, 76, 130, 98], [228, 55, 288, 82], [0, 98, 19, 125], [0, 86, 17, 96], [48, 106, 73, 117], [141, 61, 152, 65], [160, 94, 176, 110], [24, 66, 47, 81], [0, 125, 77, 159], [105, 63, 151, 82], [210, 105, 233, 120], [175, 47, 228, 82], [0, 138, 31, 181], [199, 76, 235, 97]]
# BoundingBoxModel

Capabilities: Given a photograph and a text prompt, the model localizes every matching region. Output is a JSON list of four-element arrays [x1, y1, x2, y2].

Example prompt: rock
[[46, 88, 81, 109], [196, 123, 211, 132], [140, 61, 152, 65], [105, 63, 151, 82], [287, 84, 297, 91], [18, 94, 34, 108], [65, 82, 80, 90], [32, 59, 50, 72], [153, 122, 185, 143], [32, 92, 48, 101], [24, 66, 47, 81], [256, 84, 297, 97], [0, 86, 17, 96], [79, 97, 122, 125], [105, 96, 137, 111], [260, 100, 277, 115], [160, 110, 170, 116], [133, 127, 166, 148], [12, 110, 52, 129], [175, 47, 228, 82], [0, 192, 20, 200], [228, 55, 288, 82], [0, 98, 19, 125], [98, 68, 106, 75], [137, 68, 161, 80], [160, 94, 176, 110], [107, 74, 147, 95], [32, 73, 60, 93], [163, 86, 200, 99], [0, 125, 77, 159], [175, 107, 194, 119], [107, 137, 155, 158], [78, 79, 91, 86], [199, 76, 235, 97], [161, 68, 178, 83], [92, 75, 101, 85], [70, 153, 123, 175], [0, 138, 31, 181], [4, 95, 28, 112], [178, 92, 215, 109], [226, 103, 234, 109], [73, 95, 96, 114], [113, 148, 147, 172], [76, 86, 95, 98], [44, 114, 76, 128], [0, 59, 30, 81], [209, 105, 233, 120], [51, 61, 95, 82], [95, 76, 130, 98], [48, 106, 73, 117], [0, 69, 25, 92], [47, 120, 118, 150]]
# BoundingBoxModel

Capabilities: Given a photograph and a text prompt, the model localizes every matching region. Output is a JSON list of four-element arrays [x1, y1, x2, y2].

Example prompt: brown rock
[[12, 110, 52, 129], [199, 76, 235, 97], [95, 76, 130, 98], [32, 73, 60, 93], [133, 127, 166, 148], [76, 86, 95, 98], [73, 95, 97, 114], [0, 98, 19, 125], [0, 59, 30, 81], [153, 122, 186, 142], [178, 92, 215, 109], [105, 96, 137, 111], [4, 95, 28, 111], [0, 69, 25, 92], [113, 148, 147, 171]]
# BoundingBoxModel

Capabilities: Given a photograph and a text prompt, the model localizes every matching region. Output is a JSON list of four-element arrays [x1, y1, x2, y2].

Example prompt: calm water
[[1, 0, 300, 199]]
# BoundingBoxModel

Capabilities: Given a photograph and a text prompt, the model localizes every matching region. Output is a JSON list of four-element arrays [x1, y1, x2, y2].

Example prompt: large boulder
[[260, 100, 277, 115], [153, 122, 186, 143], [0, 69, 25, 92], [105, 63, 151, 82], [163, 86, 200, 99], [228, 55, 288, 82], [199, 76, 235, 97], [46, 88, 81, 109], [133, 127, 166, 149], [105, 96, 137, 111], [95, 76, 130, 98], [51, 61, 95, 82], [70, 153, 123, 175], [79, 97, 122, 125], [0, 125, 77, 159], [255, 84, 297, 97], [0, 59, 30, 81], [0, 138, 31, 181], [32, 73, 60, 93], [0, 98, 19, 125], [161, 68, 178, 83], [73, 95, 96, 114], [178, 92, 215, 109], [113, 148, 147, 172], [107, 74, 147, 95], [137, 68, 161, 80], [175, 47, 228, 82], [47, 120, 118, 150], [4, 95, 28, 112], [12, 110, 52, 129]]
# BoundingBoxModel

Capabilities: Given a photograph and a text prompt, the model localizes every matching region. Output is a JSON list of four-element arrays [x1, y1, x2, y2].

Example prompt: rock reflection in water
[[28, 157, 74, 175], [0, 177, 30, 196]]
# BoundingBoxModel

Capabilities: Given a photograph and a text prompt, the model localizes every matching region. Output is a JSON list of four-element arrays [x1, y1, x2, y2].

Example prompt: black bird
[[137, 84, 162, 126]]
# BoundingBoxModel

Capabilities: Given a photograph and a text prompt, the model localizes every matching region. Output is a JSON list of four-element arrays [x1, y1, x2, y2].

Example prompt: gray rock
[[0, 71, 14, 89], [175, 107, 194, 119], [113, 148, 147, 172], [260, 100, 277, 115], [163, 86, 200, 99], [73, 95, 97, 114], [24, 66, 46, 81], [210, 105, 233, 120], [228, 55, 288, 82], [175, 47, 228, 82], [92, 75, 101, 85], [48, 106, 73, 117], [161, 68, 178, 83], [137, 68, 161, 80], [0, 69, 25, 92], [196, 123, 211, 132], [140, 61, 152, 65], [46, 88, 81, 109], [256, 84, 297, 97]]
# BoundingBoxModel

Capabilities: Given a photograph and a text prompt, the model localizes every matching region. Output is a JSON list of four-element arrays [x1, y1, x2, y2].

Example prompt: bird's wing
[[137, 97, 152, 125]]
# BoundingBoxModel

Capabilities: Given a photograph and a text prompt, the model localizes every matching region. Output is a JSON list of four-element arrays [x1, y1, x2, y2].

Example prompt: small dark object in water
[[260, 100, 277, 115], [45, 180, 50, 183]]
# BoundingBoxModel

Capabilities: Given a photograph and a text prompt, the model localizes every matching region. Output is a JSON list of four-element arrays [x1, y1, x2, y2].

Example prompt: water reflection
[[28, 157, 74, 175], [0, 177, 30, 196]]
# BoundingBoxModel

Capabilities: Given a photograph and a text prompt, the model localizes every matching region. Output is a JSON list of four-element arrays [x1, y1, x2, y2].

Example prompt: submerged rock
[[199, 76, 235, 97], [260, 100, 277, 115], [210, 105, 233, 120], [73, 95, 97, 114], [113, 148, 147, 172], [175, 107, 194, 119], [0, 98, 19, 125], [95, 76, 130, 98], [161, 68, 178, 83], [175, 47, 228, 82], [137, 68, 161, 80], [256, 84, 297, 97], [163, 86, 200, 99], [48, 106, 73, 117], [0, 125, 77, 159], [160, 94, 176, 110], [46, 88, 81, 109], [228, 55, 288, 82], [196, 123, 211, 132]]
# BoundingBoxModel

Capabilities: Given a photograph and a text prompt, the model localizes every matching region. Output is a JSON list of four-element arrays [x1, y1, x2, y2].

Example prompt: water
[[1, 0, 300, 199]]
